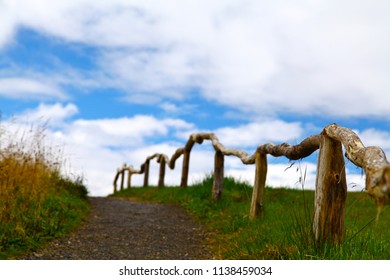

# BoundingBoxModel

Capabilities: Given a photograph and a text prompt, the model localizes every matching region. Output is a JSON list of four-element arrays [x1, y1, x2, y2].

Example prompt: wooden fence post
[[313, 131, 347, 244], [143, 160, 150, 187], [250, 152, 267, 219], [158, 156, 166, 188], [212, 150, 224, 200], [180, 150, 191, 188], [120, 170, 125, 191], [127, 169, 132, 189], [113, 169, 120, 193]]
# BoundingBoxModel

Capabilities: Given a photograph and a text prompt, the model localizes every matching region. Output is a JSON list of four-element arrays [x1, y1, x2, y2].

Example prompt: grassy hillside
[[112, 176, 390, 259], [0, 123, 90, 259]]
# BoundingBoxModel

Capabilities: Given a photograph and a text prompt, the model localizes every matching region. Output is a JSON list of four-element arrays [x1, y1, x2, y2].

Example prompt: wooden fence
[[113, 123, 390, 244]]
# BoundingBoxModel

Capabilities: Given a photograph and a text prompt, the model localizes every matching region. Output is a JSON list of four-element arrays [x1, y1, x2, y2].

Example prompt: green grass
[[111, 175, 390, 259], [0, 122, 90, 259]]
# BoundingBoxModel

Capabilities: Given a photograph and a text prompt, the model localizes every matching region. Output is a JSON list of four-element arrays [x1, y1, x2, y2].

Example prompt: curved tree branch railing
[[113, 123, 390, 244], [323, 125, 390, 219]]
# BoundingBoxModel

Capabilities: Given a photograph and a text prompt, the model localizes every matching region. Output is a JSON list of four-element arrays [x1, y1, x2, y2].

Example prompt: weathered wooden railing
[[113, 123, 390, 244]]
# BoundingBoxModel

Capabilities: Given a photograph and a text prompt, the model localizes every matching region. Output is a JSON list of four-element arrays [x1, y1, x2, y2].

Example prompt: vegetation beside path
[[0, 123, 89, 259], [112, 175, 390, 260]]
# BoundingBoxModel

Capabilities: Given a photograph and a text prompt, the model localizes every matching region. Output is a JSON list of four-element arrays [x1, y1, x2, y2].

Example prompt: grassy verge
[[0, 122, 90, 259], [112, 175, 390, 259]]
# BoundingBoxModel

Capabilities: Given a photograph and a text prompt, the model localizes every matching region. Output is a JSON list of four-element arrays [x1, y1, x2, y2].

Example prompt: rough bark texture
[[143, 161, 149, 187], [113, 164, 143, 192], [115, 131, 320, 186], [256, 134, 321, 160], [313, 132, 347, 244], [113, 168, 121, 193], [212, 150, 224, 201], [250, 152, 267, 219], [126, 169, 131, 189], [158, 156, 166, 188], [324, 124, 390, 220], [119, 169, 125, 191], [180, 151, 191, 188]]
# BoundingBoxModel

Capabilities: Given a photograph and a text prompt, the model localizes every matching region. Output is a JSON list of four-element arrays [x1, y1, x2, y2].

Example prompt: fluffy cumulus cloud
[[215, 120, 303, 148], [0, 1, 16, 48], [14, 103, 78, 125], [65, 115, 195, 149], [0, 77, 67, 100], [357, 129, 390, 151], [1, 0, 389, 118]]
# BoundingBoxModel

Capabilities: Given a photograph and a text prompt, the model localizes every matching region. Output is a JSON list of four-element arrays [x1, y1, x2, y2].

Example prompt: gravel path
[[22, 197, 214, 260]]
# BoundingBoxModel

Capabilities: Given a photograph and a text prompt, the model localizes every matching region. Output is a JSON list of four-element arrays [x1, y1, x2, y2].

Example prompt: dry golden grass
[[0, 123, 59, 210], [0, 121, 89, 259]]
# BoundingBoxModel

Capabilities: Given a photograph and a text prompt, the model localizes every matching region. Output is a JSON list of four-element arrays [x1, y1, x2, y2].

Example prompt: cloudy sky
[[1, 0, 389, 196]]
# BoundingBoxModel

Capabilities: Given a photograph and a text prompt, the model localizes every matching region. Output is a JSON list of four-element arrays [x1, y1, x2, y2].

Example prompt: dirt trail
[[22, 197, 214, 260]]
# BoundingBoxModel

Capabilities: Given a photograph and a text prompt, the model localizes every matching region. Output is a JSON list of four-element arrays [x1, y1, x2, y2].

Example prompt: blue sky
[[1, 0, 390, 196]]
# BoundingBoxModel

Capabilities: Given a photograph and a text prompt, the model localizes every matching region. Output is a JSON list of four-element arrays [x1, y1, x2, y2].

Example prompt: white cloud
[[1, 0, 390, 118], [49, 112, 196, 195], [0, 0, 17, 49], [62, 115, 195, 149], [196, 0, 390, 117], [14, 103, 78, 126], [215, 120, 303, 148], [2, 0, 390, 116], [357, 129, 390, 151], [354, 128, 390, 163], [0, 77, 67, 100], [89, 0, 390, 118], [160, 102, 179, 113]]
